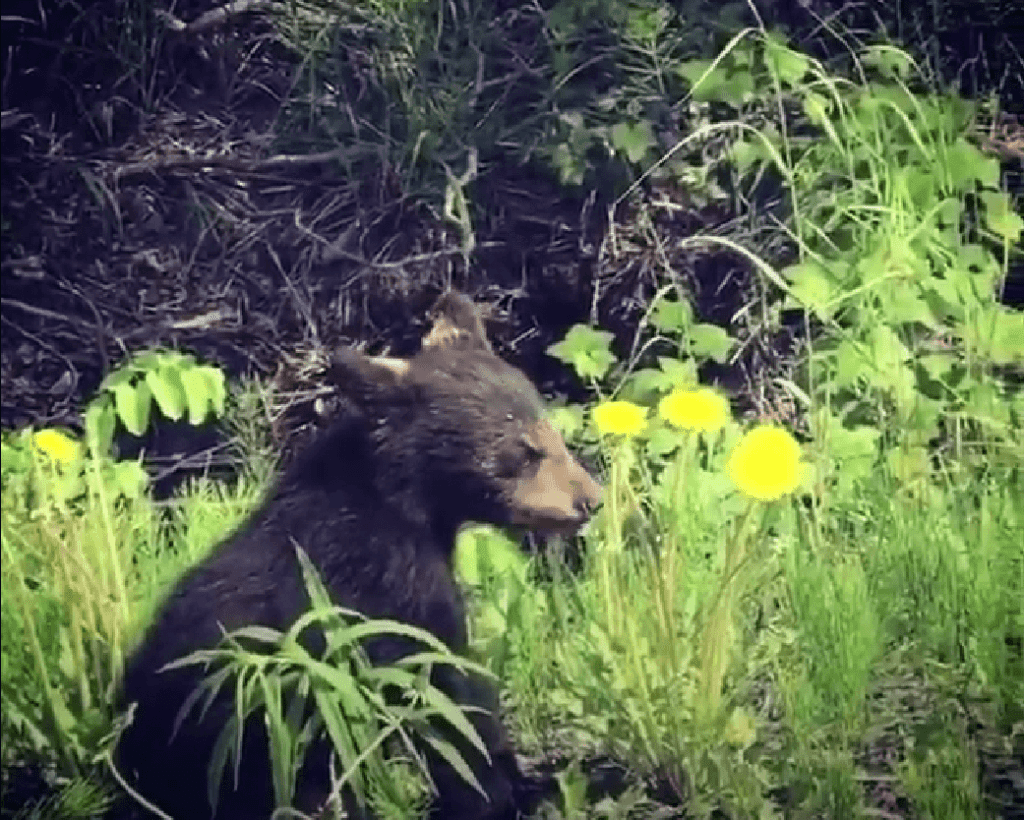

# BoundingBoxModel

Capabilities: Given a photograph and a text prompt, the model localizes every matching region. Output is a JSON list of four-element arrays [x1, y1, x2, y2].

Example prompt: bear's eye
[[495, 442, 543, 478]]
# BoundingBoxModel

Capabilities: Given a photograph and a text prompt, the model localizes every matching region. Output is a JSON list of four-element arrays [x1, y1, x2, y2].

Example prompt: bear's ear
[[422, 291, 493, 353], [329, 348, 411, 411]]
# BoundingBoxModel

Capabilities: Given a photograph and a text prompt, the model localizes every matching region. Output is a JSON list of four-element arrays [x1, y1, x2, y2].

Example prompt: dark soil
[[0, 2, 772, 497], [3, 0, 1020, 483]]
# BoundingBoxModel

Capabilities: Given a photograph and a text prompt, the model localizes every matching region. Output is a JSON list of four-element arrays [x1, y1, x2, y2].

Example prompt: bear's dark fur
[[114, 293, 602, 820]]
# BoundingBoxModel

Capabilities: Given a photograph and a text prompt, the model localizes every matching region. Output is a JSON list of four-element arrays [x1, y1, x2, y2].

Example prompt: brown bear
[[114, 292, 602, 820]]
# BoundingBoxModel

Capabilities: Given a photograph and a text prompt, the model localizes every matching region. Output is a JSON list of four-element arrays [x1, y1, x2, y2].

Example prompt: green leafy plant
[[0, 776, 114, 820], [87, 350, 227, 454], [526, 386, 799, 816], [548, 290, 737, 406], [541, 0, 731, 197], [681, 34, 1024, 498], [1, 434, 157, 781], [2, 428, 149, 511], [163, 545, 494, 818]]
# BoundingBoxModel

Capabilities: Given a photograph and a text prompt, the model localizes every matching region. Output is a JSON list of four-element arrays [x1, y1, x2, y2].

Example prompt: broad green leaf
[[548, 326, 617, 381], [906, 166, 939, 211], [625, 3, 666, 41], [879, 281, 938, 328], [694, 469, 745, 518], [688, 323, 734, 364], [973, 306, 1024, 366], [886, 446, 929, 484], [947, 138, 1000, 190], [861, 46, 912, 80], [764, 33, 808, 86], [132, 351, 165, 372], [728, 138, 761, 176], [981, 191, 1024, 244], [948, 263, 982, 304], [53, 472, 86, 503], [918, 353, 957, 381], [678, 60, 751, 105], [870, 325, 910, 372], [963, 381, 1012, 430], [646, 426, 683, 458], [621, 368, 673, 403], [717, 72, 755, 105], [904, 395, 942, 440], [197, 366, 227, 418], [610, 120, 654, 164], [1, 439, 30, 475], [547, 405, 585, 439], [99, 366, 134, 393], [657, 356, 698, 387], [889, 366, 920, 419], [146, 366, 186, 421], [922, 276, 963, 321], [958, 243, 997, 274], [651, 297, 693, 332], [84, 400, 115, 458], [112, 382, 151, 437], [828, 421, 880, 482], [868, 82, 918, 120], [830, 340, 864, 389], [678, 59, 717, 97], [782, 261, 839, 321], [180, 367, 214, 425], [113, 460, 149, 500]]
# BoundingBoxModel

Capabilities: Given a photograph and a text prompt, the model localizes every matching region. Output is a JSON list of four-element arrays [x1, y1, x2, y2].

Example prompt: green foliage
[[2, 428, 148, 510], [0, 777, 113, 820], [548, 289, 736, 405], [267, 0, 537, 217], [1, 437, 158, 781], [535, 24, 1024, 790], [89, 350, 226, 449], [899, 720, 988, 820], [166, 544, 485, 817], [548, 326, 618, 383], [0, 349, 233, 786], [691, 34, 1023, 490], [541, 0, 735, 197], [782, 552, 882, 733]]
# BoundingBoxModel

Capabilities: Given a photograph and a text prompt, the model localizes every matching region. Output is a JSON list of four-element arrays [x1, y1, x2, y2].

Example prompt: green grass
[[490, 418, 1021, 819], [2, 380, 1020, 820]]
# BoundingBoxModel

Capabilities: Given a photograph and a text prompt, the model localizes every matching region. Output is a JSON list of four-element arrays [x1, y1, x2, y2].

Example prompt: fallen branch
[[112, 148, 349, 181]]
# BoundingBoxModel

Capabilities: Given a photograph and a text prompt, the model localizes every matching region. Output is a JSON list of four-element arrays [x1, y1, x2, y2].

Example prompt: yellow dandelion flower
[[592, 401, 647, 437], [32, 429, 81, 466], [658, 387, 731, 433], [726, 425, 804, 501]]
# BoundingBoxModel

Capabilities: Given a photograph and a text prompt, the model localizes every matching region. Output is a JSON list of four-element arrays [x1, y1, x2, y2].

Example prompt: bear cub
[[115, 293, 602, 820]]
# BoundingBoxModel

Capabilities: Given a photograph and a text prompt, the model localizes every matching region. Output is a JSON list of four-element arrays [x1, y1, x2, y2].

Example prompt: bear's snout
[[571, 468, 603, 519]]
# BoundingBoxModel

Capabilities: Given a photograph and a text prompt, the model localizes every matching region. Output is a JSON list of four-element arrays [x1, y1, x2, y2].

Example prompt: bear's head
[[329, 293, 602, 542]]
